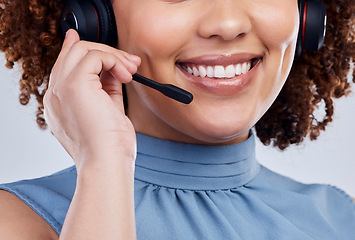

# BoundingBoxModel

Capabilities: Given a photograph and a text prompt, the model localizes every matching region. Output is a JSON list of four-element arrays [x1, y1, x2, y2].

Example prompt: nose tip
[[212, 20, 249, 41], [197, 3, 252, 41]]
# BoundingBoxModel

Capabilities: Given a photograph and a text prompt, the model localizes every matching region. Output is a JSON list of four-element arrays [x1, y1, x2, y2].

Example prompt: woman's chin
[[185, 120, 253, 145]]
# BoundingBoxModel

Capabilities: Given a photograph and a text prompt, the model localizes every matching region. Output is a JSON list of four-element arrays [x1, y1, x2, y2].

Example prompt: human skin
[[115, 0, 299, 145], [0, 0, 302, 239]]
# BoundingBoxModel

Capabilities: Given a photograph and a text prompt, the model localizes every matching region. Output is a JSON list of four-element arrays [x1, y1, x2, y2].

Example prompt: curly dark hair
[[0, 0, 354, 150]]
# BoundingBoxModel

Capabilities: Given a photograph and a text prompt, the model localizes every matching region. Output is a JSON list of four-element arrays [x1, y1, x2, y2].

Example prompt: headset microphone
[[132, 74, 193, 104]]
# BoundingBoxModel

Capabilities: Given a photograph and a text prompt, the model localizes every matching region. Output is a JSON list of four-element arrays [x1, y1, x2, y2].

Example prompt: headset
[[60, 0, 327, 103]]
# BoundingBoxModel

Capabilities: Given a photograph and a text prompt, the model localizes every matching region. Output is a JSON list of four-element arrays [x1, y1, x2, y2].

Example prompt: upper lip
[[176, 52, 264, 66]]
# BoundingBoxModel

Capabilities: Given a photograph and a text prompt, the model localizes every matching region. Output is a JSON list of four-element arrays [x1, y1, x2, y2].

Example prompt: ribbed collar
[[134, 131, 260, 191]]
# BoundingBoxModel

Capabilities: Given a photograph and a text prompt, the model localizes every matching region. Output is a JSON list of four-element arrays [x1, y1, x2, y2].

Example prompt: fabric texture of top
[[1, 132, 355, 239]]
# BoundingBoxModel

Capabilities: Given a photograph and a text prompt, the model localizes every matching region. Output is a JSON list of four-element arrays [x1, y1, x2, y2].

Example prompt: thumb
[[56, 29, 80, 65], [63, 29, 81, 50]]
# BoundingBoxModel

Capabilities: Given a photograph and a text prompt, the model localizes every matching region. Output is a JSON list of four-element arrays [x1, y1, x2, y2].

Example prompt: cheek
[[251, 1, 299, 116], [115, 2, 192, 62], [253, 1, 299, 51]]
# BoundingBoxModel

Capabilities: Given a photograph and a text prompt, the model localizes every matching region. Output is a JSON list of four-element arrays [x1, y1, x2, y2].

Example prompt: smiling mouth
[[176, 58, 262, 79]]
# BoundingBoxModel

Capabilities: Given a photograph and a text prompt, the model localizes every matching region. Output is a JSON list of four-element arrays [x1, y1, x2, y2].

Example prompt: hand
[[43, 29, 141, 174]]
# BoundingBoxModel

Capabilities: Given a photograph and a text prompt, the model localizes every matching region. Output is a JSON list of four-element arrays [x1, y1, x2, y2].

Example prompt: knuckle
[[44, 87, 59, 106], [85, 49, 99, 57], [51, 80, 68, 100], [86, 49, 105, 58], [71, 40, 84, 49], [43, 84, 55, 102], [53, 84, 69, 100], [71, 41, 88, 55]]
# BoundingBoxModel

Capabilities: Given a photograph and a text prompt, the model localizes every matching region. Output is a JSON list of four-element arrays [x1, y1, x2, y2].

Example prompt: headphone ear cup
[[61, 0, 100, 42], [296, 0, 306, 57], [303, 0, 326, 51], [90, 0, 118, 47], [295, 0, 327, 57]]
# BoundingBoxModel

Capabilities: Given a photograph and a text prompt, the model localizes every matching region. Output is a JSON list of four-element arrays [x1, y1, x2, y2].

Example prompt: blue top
[[1, 132, 355, 239]]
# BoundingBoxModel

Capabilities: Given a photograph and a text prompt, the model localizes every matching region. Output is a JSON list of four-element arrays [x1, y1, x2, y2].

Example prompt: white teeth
[[192, 66, 200, 77], [235, 63, 242, 75], [207, 66, 214, 77], [241, 62, 247, 74], [199, 66, 207, 77], [214, 65, 225, 78], [181, 60, 253, 78], [225, 64, 235, 78]]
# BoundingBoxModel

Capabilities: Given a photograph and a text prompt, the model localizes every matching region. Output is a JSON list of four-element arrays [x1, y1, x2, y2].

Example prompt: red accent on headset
[[302, 1, 308, 48], [93, 6, 100, 41]]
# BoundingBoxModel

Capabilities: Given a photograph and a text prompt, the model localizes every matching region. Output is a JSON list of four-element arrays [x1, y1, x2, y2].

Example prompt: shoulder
[[0, 190, 58, 239], [252, 166, 355, 211], [0, 166, 77, 237]]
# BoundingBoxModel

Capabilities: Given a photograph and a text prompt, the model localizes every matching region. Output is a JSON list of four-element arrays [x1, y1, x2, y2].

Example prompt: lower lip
[[177, 59, 262, 96]]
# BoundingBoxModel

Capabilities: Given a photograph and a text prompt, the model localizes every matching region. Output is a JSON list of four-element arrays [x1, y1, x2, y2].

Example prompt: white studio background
[[0, 52, 354, 197]]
